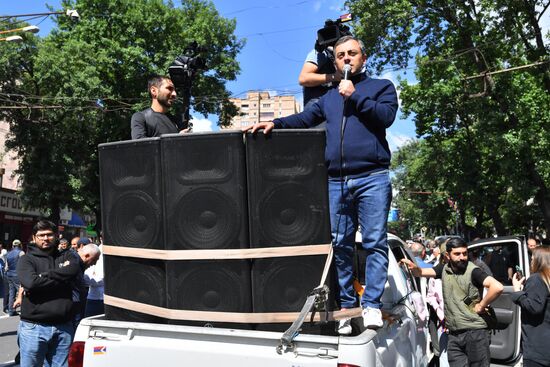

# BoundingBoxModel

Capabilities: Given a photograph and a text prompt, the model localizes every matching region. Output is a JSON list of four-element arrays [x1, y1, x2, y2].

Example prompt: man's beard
[[157, 94, 174, 108], [450, 259, 468, 273]]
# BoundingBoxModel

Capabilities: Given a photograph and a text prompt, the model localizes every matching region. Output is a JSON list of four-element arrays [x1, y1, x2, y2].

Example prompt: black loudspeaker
[[166, 260, 252, 328], [252, 256, 330, 312], [103, 256, 166, 324], [99, 138, 164, 249], [245, 130, 330, 247], [246, 130, 335, 326], [252, 255, 336, 334], [161, 131, 248, 250]]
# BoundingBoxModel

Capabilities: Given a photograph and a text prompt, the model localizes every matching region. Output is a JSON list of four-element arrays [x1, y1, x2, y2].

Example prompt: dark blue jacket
[[274, 73, 398, 178], [6, 247, 22, 277]]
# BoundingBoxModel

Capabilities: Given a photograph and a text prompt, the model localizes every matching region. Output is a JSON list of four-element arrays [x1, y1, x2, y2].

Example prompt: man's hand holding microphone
[[338, 64, 354, 99]]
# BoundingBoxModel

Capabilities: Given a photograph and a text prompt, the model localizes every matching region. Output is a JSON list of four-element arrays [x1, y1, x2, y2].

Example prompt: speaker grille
[[106, 192, 161, 249], [103, 256, 166, 323], [99, 138, 164, 249], [167, 260, 251, 312], [171, 189, 240, 249], [252, 256, 330, 312], [162, 132, 248, 250], [246, 130, 331, 247]]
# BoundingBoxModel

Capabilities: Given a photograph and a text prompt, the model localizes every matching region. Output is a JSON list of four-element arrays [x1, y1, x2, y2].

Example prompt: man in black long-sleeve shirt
[[130, 75, 186, 139], [17, 220, 85, 367]]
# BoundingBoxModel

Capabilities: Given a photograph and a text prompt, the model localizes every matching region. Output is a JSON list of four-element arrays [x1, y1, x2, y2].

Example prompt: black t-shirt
[[130, 108, 181, 139], [433, 262, 488, 289]]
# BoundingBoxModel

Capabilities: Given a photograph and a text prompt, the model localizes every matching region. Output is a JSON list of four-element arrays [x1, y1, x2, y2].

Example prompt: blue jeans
[[18, 320, 74, 367], [329, 170, 392, 309], [7, 275, 20, 315]]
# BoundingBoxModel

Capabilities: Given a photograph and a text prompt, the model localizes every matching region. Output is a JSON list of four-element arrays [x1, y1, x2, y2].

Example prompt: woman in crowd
[[511, 247, 550, 367]]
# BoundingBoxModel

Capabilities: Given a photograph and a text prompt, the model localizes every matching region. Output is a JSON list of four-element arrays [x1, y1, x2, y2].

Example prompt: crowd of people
[[0, 220, 105, 367], [401, 234, 549, 367]]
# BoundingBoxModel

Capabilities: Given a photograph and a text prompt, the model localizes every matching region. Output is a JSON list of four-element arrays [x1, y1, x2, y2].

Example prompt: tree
[[347, 0, 550, 234], [0, 0, 244, 226]]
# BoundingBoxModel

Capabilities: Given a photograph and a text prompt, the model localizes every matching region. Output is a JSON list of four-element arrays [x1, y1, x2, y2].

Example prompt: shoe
[[362, 307, 383, 329], [8, 311, 19, 317], [338, 318, 352, 335]]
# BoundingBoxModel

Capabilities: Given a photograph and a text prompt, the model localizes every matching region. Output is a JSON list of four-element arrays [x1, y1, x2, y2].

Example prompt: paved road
[[0, 298, 19, 367]]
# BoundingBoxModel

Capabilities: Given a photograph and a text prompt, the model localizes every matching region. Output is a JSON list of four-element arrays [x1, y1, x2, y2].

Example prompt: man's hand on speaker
[[242, 121, 275, 135]]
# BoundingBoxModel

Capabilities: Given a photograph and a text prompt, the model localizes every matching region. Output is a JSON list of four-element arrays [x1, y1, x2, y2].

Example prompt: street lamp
[[0, 35, 23, 43], [0, 9, 80, 21], [0, 25, 40, 35]]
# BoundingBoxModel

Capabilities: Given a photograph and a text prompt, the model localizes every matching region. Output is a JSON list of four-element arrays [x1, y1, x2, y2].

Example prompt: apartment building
[[224, 91, 301, 130]]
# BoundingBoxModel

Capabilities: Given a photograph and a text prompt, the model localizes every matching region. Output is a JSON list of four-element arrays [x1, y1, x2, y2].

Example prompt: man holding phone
[[402, 237, 504, 367]]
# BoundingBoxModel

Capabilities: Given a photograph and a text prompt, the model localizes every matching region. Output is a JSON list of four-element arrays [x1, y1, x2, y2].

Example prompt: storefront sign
[[0, 190, 42, 216]]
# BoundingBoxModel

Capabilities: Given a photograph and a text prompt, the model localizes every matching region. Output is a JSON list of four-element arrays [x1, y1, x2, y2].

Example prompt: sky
[[0, 0, 422, 150]]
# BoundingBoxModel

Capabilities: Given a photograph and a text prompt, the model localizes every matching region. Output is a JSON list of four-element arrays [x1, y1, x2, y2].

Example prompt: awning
[[68, 212, 86, 228]]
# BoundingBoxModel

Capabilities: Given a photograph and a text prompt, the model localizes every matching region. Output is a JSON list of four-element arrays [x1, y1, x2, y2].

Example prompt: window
[[262, 103, 271, 108], [260, 112, 274, 118]]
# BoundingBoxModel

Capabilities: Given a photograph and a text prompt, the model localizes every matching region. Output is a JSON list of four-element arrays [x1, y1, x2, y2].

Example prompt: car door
[[469, 236, 528, 366], [354, 233, 430, 366]]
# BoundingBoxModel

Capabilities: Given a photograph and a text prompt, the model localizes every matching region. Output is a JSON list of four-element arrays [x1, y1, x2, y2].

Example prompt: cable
[[223, 0, 319, 16]]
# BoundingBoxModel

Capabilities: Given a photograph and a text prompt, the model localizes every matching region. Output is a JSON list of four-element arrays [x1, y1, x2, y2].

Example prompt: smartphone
[[515, 265, 523, 278]]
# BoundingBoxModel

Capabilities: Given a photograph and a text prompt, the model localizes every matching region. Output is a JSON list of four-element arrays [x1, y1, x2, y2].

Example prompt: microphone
[[343, 64, 352, 80]]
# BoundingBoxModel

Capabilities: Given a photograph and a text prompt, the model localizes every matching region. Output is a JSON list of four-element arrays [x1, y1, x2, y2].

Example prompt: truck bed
[[76, 316, 351, 366]]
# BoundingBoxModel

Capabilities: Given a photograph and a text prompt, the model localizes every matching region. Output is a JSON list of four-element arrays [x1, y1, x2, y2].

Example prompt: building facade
[[0, 121, 41, 244], [224, 91, 301, 130], [0, 121, 90, 245]]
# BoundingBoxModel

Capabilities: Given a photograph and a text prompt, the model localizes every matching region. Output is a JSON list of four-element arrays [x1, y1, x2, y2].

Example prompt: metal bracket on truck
[[277, 284, 329, 354]]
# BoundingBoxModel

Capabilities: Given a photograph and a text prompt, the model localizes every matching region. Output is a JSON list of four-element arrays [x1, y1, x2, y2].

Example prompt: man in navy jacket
[[245, 35, 398, 334]]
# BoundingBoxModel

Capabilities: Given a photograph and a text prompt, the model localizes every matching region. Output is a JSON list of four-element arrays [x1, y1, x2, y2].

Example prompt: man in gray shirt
[[131, 75, 186, 139]]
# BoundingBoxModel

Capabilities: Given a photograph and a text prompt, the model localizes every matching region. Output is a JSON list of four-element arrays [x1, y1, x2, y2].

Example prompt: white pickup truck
[[69, 233, 430, 367]]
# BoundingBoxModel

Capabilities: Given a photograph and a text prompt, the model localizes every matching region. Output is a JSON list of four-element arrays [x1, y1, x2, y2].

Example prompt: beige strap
[[102, 244, 331, 260], [103, 243, 343, 323], [318, 245, 333, 287], [104, 294, 362, 323]]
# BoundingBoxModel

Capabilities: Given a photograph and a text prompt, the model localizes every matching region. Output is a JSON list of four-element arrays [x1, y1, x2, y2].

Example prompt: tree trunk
[[49, 205, 61, 225], [487, 202, 506, 236]]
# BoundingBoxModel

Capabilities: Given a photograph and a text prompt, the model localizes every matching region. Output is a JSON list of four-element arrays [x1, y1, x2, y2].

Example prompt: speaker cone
[[259, 183, 323, 245], [106, 192, 161, 248], [172, 189, 240, 249], [168, 261, 250, 312]]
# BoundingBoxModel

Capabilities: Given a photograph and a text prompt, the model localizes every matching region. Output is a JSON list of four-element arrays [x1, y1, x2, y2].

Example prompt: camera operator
[[131, 75, 188, 139], [298, 18, 352, 111], [298, 47, 341, 110]]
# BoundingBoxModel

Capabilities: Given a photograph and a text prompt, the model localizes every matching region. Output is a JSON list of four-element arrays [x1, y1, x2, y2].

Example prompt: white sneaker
[[338, 318, 352, 335], [362, 307, 383, 329]]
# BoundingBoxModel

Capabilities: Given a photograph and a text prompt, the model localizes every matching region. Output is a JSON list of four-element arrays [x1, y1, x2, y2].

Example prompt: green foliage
[[347, 0, 550, 236], [0, 0, 244, 223]]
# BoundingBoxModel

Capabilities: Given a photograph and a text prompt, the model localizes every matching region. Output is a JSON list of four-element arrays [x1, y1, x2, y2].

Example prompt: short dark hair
[[446, 237, 468, 252], [32, 220, 58, 236], [147, 75, 171, 98], [333, 35, 366, 56]]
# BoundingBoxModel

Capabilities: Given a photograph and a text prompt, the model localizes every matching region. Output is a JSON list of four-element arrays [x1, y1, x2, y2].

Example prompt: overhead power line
[[463, 60, 550, 80]]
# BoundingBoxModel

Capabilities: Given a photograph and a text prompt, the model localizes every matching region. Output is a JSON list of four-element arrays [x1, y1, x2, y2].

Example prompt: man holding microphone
[[244, 35, 398, 334]]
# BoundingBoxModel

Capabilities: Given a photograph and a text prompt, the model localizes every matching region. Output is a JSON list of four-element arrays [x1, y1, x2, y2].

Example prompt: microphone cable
[[334, 64, 353, 305]]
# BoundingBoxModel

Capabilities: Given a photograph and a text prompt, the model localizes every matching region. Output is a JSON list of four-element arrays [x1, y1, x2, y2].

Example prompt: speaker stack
[[99, 138, 167, 323], [246, 130, 334, 332], [161, 132, 251, 328], [99, 130, 333, 332]]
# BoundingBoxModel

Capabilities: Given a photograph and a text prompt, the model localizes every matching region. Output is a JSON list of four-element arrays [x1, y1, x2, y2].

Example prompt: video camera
[[168, 41, 206, 132], [168, 41, 206, 89], [315, 13, 353, 52]]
